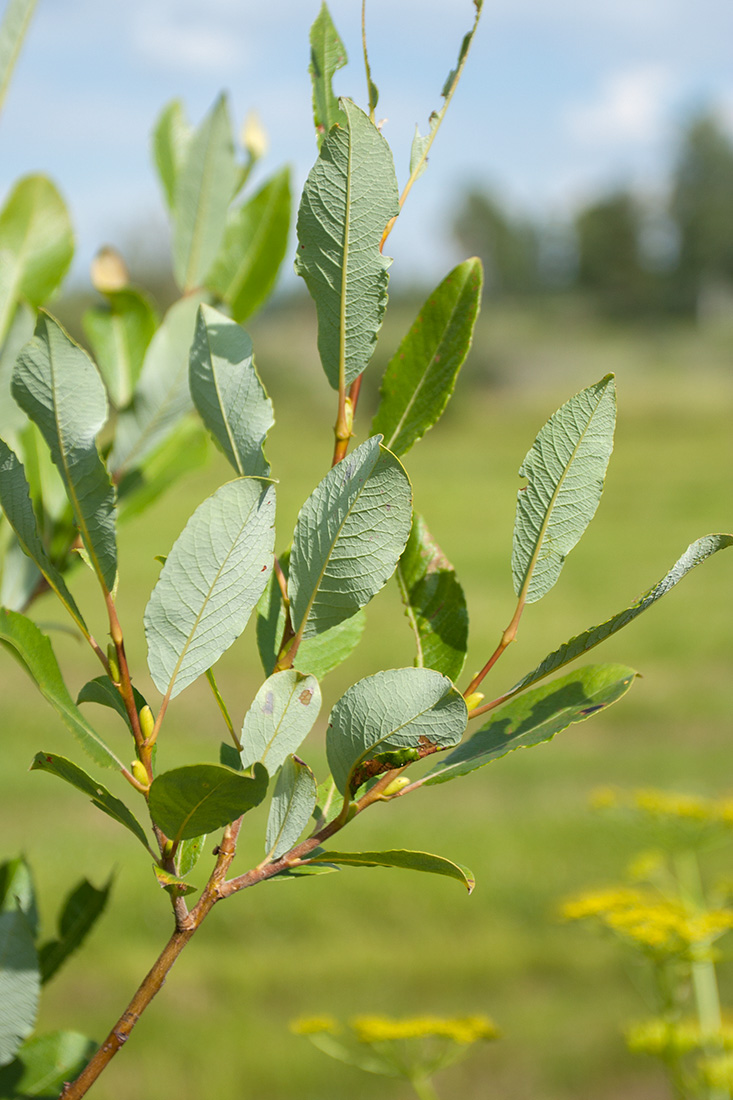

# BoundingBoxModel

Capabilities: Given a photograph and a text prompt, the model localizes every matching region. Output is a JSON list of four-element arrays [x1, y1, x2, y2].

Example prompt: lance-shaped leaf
[[12, 313, 117, 591], [0, 0, 36, 115], [189, 304, 273, 477], [145, 479, 275, 700], [77, 676, 148, 735], [0, 300, 33, 436], [177, 834, 207, 877], [110, 292, 204, 475], [0, 909, 38, 1067], [372, 259, 483, 456], [0, 859, 38, 937], [0, 176, 73, 344], [256, 552, 365, 678], [207, 166, 291, 323], [173, 94, 237, 291], [396, 514, 468, 681], [308, 2, 347, 144], [0, 612, 122, 770], [295, 99, 399, 390], [504, 534, 733, 703], [326, 667, 467, 795], [38, 877, 111, 984], [0, 1030, 96, 1097], [31, 753, 151, 851], [0, 437, 87, 632], [512, 374, 616, 604], [305, 849, 474, 893], [425, 664, 637, 787], [289, 437, 412, 640], [116, 420, 208, 524], [265, 756, 318, 861], [240, 669, 321, 772], [83, 287, 159, 409], [153, 99, 192, 210], [148, 762, 268, 842]]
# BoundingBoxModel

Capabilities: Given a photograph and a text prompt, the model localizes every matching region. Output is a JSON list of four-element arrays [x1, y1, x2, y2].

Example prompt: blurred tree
[[453, 189, 538, 296], [574, 191, 650, 312]]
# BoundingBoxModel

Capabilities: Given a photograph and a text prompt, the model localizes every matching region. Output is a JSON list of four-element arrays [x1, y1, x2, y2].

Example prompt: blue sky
[[1, 0, 732, 288]]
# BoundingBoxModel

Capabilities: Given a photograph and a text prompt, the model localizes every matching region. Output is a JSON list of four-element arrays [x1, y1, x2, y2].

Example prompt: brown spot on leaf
[[299, 689, 313, 705]]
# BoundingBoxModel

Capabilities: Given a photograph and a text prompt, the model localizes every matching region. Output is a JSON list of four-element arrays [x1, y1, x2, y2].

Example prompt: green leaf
[[240, 670, 321, 772], [12, 313, 117, 592], [289, 437, 412, 640], [0, 437, 87, 633], [38, 877, 111, 984], [425, 664, 637, 787], [206, 166, 291, 323], [0, 301, 34, 436], [308, 2, 347, 144], [116, 420, 208, 524], [295, 99, 399, 390], [30, 753, 151, 850], [189, 304, 273, 477], [306, 849, 474, 893], [505, 534, 733, 702], [173, 94, 237, 292], [152, 99, 192, 210], [0, 1030, 95, 1096], [396, 514, 468, 681], [152, 866, 198, 898], [0, 909, 38, 1068], [0, 535, 40, 611], [0, 0, 36, 116], [82, 287, 159, 409], [265, 756, 318, 860], [0, 612, 122, 770], [512, 375, 616, 604], [0, 176, 73, 344], [144, 478, 275, 700], [0, 859, 38, 939], [372, 259, 483, 456], [76, 676, 147, 734], [256, 553, 365, 679], [109, 292, 205, 476], [326, 667, 467, 795], [176, 835, 207, 878], [148, 762, 268, 842]]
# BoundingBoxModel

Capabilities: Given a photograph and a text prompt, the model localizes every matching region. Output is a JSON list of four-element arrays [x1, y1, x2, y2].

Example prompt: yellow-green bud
[[130, 760, 149, 788], [381, 775, 410, 798], [139, 704, 156, 741], [91, 245, 128, 293], [241, 110, 268, 161], [464, 691, 485, 712], [107, 643, 120, 683]]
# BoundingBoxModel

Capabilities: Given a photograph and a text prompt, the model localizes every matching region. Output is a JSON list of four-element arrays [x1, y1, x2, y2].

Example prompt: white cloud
[[132, 16, 245, 74], [565, 65, 675, 147]]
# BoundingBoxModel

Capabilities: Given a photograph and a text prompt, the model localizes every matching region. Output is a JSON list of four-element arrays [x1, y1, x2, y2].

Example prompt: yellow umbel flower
[[289, 1015, 340, 1036], [349, 1014, 499, 1045]]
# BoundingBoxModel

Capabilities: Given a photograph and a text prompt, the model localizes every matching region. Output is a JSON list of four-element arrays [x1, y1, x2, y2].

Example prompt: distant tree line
[[453, 112, 733, 318]]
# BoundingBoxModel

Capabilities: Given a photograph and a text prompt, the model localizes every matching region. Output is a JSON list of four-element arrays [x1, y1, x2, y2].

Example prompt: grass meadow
[[1, 296, 732, 1099]]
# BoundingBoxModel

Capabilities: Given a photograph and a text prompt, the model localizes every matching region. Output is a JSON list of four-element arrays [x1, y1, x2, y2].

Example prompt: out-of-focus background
[[1, 1, 732, 1098]]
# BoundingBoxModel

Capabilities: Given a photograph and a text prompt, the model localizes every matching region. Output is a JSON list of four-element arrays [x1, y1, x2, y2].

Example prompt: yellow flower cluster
[[289, 1015, 341, 1036], [625, 1017, 733, 1056], [590, 786, 733, 826], [561, 887, 733, 953], [700, 1053, 733, 1090], [349, 1014, 499, 1045]]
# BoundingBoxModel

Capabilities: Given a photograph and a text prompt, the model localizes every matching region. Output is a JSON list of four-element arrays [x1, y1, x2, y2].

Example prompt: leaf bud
[[381, 775, 410, 798], [91, 245, 128, 293], [139, 704, 156, 742], [464, 691, 485, 712], [130, 760, 149, 788], [107, 644, 121, 683], [241, 110, 268, 161]]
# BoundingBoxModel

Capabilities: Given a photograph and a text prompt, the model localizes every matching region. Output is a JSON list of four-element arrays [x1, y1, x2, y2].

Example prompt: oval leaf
[[83, 287, 159, 409], [512, 374, 616, 604], [30, 753, 151, 850], [38, 876, 111, 984], [189, 304, 273, 477], [265, 756, 318, 860], [295, 98, 399, 390], [0, 1030, 95, 1097], [12, 313, 117, 591], [148, 762, 268, 842], [396, 513, 468, 681], [305, 849, 474, 893], [144, 479, 275, 700], [372, 258, 483, 456], [153, 99, 192, 211], [0, 612, 122, 770], [308, 2, 347, 144], [425, 664, 637, 787], [289, 437, 412, 640], [173, 94, 237, 291], [0, 909, 38, 1067], [206, 166, 291, 323], [326, 667, 467, 795], [240, 669, 321, 772]]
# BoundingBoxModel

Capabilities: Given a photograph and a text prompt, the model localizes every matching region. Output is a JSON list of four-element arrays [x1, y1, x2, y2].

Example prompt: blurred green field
[[1, 298, 732, 1100]]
